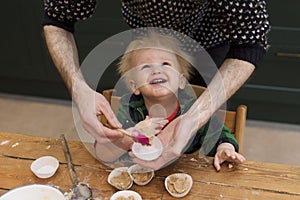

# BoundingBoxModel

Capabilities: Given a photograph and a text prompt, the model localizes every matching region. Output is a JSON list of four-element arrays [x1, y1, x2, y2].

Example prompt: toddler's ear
[[179, 74, 186, 89], [129, 80, 141, 95]]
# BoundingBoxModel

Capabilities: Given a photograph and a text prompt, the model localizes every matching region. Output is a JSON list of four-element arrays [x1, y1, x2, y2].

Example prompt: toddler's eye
[[162, 62, 171, 66], [141, 64, 151, 70]]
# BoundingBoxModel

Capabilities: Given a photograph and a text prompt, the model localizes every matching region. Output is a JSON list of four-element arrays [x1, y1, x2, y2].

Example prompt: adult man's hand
[[73, 79, 123, 143]]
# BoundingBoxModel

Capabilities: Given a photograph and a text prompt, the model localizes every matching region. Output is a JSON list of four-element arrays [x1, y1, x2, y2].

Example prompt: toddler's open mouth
[[150, 78, 167, 84]]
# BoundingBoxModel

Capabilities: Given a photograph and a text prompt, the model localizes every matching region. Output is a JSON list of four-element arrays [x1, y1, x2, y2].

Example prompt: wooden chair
[[101, 85, 247, 153]]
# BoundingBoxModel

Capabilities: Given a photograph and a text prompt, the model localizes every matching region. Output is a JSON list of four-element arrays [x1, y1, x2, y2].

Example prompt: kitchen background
[[0, 1, 299, 165]]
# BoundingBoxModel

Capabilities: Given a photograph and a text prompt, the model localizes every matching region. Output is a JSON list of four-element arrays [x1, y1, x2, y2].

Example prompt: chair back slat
[[216, 110, 237, 134], [111, 96, 121, 115]]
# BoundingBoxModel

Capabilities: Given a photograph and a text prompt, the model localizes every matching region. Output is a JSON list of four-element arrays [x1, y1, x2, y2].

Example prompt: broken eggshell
[[30, 156, 59, 179], [128, 164, 154, 186], [165, 173, 193, 198], [108, 167, 133, 190]]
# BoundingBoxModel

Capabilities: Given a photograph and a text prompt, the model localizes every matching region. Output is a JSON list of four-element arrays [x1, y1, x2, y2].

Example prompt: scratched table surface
[[1, 132, 300, 199]]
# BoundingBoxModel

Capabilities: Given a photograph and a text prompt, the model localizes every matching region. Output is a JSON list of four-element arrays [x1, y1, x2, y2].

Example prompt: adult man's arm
[[43, 24, 122, 142]]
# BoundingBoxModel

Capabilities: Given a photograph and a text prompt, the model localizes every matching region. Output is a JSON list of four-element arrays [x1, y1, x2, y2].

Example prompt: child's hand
[[133, 116, 169, 136], [214, 143, 246, 171]]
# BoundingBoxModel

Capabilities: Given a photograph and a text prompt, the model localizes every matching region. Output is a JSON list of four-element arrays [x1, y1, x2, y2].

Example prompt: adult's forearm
[[43, 25, 122, 140], [186, 58, 255, 130], [43, 25, 83, 94], [208, 58, 255, 112]]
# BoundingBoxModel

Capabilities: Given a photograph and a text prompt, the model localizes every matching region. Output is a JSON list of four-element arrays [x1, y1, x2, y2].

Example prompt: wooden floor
[[1, 93, 300, 166]]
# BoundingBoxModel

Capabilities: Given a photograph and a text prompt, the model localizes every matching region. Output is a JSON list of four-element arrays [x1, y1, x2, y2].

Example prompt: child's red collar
[[148, 101, 180, 123], [165, 101, 180, 122]]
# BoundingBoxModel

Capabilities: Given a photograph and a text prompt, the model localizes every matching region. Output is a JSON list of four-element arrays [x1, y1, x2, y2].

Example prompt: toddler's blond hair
[[118, 31, 193, 80]]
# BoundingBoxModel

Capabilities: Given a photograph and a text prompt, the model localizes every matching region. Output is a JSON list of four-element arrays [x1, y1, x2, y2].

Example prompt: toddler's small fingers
[[237, 154, 246, 163], [230, 153, 236, 160], [224, 149, 232, 158], [214, 156, 221, 171], [155, 119, 169, 125]]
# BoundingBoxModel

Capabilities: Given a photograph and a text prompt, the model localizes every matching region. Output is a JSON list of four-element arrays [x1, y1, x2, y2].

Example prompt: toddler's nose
[[151, 64, 163, 74]]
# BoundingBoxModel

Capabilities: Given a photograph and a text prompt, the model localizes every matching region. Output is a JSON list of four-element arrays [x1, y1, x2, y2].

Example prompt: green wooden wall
[[0, 1, 299, 124], [230, 1, 300, 124]]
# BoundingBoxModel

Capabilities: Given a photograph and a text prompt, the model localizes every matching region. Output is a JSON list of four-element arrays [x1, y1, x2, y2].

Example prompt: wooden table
[[1, 132, 300, 199]]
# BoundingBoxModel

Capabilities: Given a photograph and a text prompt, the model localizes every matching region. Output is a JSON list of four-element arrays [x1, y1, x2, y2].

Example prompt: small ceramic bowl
[[132, 136, 163, 161], [30, 156, 59, 179], [110, 190, 142, 200], [0, 184, 65, 200], [108, 167, 133, 190], [165, 173, 193, 198], [128, 164, 154, 186]]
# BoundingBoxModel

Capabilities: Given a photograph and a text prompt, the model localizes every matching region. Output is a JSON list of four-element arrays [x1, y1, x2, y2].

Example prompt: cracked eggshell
[[108, 167, 133, 190], [128, 164, 154, 186], [30, 156, 59, 179], [165, 173, 193, 198]]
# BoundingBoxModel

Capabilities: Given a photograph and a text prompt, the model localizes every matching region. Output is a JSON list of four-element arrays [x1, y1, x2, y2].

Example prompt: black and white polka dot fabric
[[43, 0, 270, 66], [44, 0, 96, 23], [122, 0, 270, 50], [121, 0, 208, 38]]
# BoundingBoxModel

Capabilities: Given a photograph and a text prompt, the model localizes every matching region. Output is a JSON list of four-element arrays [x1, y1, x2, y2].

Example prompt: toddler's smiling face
[[128, 48, 186, 99]]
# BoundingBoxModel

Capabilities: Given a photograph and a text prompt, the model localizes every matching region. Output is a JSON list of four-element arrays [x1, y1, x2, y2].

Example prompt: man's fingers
[[101, 126, 123, 139], [83, 116, 123, 142], [96, 96, 122, 128], [93, 128, 123, 144], [102, 113, 122, 129]]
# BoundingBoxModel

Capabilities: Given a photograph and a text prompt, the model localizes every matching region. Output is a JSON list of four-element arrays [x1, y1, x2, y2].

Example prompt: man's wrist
[[72, 75, 91, 104]]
